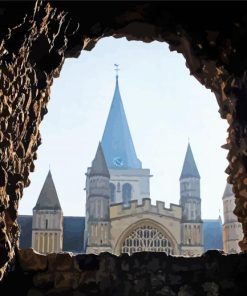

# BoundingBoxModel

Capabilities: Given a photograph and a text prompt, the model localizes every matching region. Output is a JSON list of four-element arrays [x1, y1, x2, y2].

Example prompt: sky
[[19, 37, 229, 220]]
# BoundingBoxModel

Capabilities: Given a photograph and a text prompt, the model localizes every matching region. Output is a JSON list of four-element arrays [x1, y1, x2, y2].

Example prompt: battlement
[[110, 198, 181, 220]]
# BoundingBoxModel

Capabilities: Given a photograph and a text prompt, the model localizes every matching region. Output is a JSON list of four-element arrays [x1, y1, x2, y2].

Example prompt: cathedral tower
[[32, 170, 63, 253], [101, 74, 151, 205], [222, 183, 242, 253], [85, 143, 112, 254], [179, 143, 203, 255]]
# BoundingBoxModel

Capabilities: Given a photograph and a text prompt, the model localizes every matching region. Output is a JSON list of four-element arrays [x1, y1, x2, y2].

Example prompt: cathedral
[[18, 74, 223, 255]]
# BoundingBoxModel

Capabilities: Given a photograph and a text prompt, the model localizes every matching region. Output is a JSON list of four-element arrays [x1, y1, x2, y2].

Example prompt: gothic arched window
[[121, 224, 174, 255], [122, 183, 132, 206], [110, 183, 116, 203]]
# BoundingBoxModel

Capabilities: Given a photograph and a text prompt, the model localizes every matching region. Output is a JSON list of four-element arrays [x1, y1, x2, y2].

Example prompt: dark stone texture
[[0, 251, 247, 295]]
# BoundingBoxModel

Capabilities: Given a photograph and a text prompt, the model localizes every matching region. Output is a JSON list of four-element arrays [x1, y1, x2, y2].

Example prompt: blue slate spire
[[101, 75, 142, 169], [180, 143, 200, 180]]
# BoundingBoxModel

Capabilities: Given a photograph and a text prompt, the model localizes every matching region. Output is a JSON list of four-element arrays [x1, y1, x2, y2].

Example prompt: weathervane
[[114, 64, 120, 77]]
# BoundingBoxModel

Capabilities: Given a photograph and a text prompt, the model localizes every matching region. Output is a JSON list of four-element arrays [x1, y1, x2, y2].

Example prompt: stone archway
[[116, 219, 177, 256], [1, 1, 247, 280]]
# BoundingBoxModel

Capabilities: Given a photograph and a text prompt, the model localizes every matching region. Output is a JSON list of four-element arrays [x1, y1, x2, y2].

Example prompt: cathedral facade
[[18, 75, 223, 255]]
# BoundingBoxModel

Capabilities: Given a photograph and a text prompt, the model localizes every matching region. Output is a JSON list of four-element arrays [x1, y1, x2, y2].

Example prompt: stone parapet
[[0, 249, 247, 295], [110, 198, 181, 220]]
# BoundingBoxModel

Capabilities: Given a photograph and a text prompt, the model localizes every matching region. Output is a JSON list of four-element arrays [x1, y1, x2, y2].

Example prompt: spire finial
[[188, 137, 190, 144], [114, 64, 120, 78]]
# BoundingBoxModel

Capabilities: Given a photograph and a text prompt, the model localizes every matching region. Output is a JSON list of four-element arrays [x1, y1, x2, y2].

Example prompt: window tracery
[[121, 224, 174, 255]]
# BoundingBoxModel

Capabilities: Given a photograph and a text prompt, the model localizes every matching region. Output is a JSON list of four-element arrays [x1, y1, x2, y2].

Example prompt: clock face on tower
[[113, 157, 124, 168]]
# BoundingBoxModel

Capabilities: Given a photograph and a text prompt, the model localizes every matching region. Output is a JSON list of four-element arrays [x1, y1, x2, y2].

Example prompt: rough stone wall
[[1, 249, 247, 296], [1, 0, 247, 286], [0, 1, 80, 279]]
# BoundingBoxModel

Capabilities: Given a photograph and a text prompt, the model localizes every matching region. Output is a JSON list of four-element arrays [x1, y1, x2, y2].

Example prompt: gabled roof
[[33, 170, 61, 211], [90, 142, 110, 178], [101, 76, 142, 169], [203, 218, 223, 251], [222, 183, 234, 199], [180, 143, 200, 180]]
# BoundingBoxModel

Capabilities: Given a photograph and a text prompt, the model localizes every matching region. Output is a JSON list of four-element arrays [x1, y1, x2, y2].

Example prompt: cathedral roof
[[203, 218, 223, 251], [17, 215, 32, 249], [33, 170, 62, 211], [222, 183, 234, 199], [90, 142, 110, 178], [63, 217, 85, 253], [18, 215, 85, 253], [101, 75, 142, 169], [180, 143, 200, 180]]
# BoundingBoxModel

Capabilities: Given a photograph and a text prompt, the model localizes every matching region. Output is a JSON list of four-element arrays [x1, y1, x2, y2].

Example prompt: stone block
[[55, 252, 73, 271], [202, 281, 219, 296], [33, 272, 55, 289], [55, 271, 74, 289], [47, 252, 57, 271], [18, 248, 47, 271], [27, 289, 45, 296], [74, 254, 99, 271], [178, 284, 196, 296]]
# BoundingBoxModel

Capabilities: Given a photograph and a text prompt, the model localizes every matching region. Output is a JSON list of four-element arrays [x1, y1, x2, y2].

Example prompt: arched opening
[[110, 183, 116, 203], [122, 183, 132, 207], [122, 224, 174, 255], [1, 1, 247, 285], [16, 36, 228, 257]]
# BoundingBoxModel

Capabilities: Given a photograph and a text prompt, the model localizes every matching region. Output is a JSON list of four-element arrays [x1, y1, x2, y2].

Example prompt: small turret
[[222, 183, 233, 200], [32, 170, 63, 253], [222, 183, 242, 253], [180, 143, 201, 220], [179, 143, 203, 256], [85, 142, 112, 254]]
